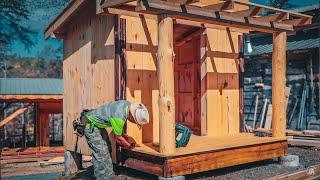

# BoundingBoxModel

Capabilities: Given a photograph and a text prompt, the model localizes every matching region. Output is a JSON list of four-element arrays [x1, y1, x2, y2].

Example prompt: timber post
[[157, 14, 176, 154], [271, 32, 287, 138]]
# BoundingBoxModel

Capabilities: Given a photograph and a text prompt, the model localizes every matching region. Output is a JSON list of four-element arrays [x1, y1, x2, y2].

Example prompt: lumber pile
[[254, 128, 320, 147], [269, 164, 320, 180]]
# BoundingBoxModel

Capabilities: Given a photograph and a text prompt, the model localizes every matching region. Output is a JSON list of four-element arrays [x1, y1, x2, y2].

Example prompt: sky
[[5, 0, 319, 61], [5, 0, 68, 60]]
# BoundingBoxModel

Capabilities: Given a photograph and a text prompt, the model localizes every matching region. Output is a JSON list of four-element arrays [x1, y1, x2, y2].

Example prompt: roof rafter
[[135, 0, 295, 32], [228, 0, 312, 19], [227, 7, 263, 17], [254, 12, 289, 22], [202, 1, 234, 12]]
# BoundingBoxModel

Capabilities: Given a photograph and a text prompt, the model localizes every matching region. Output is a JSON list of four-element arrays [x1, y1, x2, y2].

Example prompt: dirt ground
[[1, 147, 320, 180]]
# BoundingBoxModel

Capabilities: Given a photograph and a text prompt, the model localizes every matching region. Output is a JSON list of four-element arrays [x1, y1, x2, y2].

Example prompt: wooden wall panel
[[63, 7, 115, 155], [201, 27, 240, 137], [123, 15, 159, 144]]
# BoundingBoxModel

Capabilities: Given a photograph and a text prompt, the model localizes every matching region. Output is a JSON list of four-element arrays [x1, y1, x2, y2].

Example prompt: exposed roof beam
[[165, 0, 199, 4], [175, 28, 204, 46], [254, 12, 289, 22], [282, 17, 312, 26], [202, 1, 234, 12], [228, 7, 263, 17], [102, 0, 135, 8], [137, 0, 294, 32], [229, 0, 312, 19]]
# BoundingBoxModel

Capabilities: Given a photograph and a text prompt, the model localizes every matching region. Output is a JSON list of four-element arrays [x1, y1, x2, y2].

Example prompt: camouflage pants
[[84, 126, 115, 180]]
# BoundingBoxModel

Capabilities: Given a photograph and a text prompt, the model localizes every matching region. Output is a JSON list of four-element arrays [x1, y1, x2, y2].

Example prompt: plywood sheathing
[[201, 28, 240, 136], [123, 15, 159, 145], [63, 5, 115, 155]]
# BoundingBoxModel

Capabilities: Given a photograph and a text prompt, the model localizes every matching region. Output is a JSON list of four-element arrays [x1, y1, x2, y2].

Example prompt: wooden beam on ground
[[0, 108, 28, 127], [271, 32, 287, 138], [272, 164, 320, 180], [288, 139, 320, 147], [158, 14, 176, 155]]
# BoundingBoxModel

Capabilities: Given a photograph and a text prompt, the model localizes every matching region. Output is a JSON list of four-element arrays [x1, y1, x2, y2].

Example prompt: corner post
[[157, 14, 176, 154], [272, 32, 287, 138]]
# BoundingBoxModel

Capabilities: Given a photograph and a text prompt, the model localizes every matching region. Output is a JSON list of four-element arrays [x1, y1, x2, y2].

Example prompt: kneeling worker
[[77, 100, 149, 179]]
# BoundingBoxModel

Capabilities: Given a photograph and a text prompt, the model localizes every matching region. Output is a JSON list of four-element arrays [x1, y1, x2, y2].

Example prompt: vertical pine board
[[63, 10, 115, 155], [123, 15, 159, 144], [202, 27, 240, 137]]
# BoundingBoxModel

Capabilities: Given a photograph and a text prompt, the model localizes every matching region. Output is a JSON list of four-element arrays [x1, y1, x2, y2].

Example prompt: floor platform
[[120, 133, 288, 178]]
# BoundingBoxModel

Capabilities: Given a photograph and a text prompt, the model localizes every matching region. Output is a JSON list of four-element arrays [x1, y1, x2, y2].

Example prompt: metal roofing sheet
[[0, 78, 63, 95], [249, 37, 320, 56]]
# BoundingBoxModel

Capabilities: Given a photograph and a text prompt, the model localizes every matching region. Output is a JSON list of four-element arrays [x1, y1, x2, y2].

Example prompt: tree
[[268, 0, 294, 9], [0, 0, 35, 57]]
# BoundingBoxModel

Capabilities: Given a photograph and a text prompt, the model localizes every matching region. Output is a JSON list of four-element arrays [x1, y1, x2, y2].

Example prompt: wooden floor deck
[[121, 133, 288, 177], [132, 133, 286, 157]]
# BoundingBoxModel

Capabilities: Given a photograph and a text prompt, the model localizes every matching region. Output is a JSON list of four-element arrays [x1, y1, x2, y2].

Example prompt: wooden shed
[[45, 0, 312, 177]]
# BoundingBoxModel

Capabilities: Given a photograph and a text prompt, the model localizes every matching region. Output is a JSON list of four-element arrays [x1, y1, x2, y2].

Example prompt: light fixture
[[244, 35, 253, 54]]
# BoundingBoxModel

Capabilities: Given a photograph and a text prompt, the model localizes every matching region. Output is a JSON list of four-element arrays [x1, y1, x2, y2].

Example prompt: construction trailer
[[45, 0, 312, 178]]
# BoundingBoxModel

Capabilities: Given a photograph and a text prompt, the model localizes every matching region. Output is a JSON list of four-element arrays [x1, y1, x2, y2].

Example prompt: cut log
[[271, 31, 287, 138], [0, 108, 28, 127], [158, 14, 176, 154]]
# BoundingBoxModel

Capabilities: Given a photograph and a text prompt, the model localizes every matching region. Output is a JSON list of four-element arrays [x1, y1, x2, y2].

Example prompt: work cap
[[129, 102, 150, 127]]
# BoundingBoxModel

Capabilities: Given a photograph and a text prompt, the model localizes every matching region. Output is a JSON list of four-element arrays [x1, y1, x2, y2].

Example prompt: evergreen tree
[[268, 0, 294, 9], [0, 0, 35, 57]]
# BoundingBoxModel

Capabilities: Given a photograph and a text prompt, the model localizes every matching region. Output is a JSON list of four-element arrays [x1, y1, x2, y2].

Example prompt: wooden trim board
[[0, 95, 63, 102]]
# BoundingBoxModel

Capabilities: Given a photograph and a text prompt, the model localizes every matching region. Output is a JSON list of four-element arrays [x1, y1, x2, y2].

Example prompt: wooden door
[[174, 37, 201, 135]]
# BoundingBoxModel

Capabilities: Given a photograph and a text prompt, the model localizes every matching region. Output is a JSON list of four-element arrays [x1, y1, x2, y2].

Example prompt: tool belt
[[73, 109, 92, 137]]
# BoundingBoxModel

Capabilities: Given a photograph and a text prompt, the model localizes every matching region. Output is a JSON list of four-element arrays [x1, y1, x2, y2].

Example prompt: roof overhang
[[44, 0, 89, 39], [45, 0, 313, 39], [101, 0, 312, 33]]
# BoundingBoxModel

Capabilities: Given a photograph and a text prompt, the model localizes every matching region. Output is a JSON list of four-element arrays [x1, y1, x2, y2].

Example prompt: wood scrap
[[285, 87, 291, 111], [259, 98, 268, 128], [303, 130, 320, 137], [253, 95, 259, 129], [287, 97, 298, 128], [0, 108, 28, 127], [264, 104, 272, 129], [269, 164, 320, 180], [297, 82, 307, 130], [288, 139, 320, 147]]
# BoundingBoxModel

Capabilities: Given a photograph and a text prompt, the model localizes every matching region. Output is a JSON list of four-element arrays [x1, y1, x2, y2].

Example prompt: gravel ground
[[1, 147, 319, 180]]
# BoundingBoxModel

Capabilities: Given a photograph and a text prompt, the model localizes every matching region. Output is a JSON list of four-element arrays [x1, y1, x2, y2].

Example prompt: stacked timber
[[254, 128, 320, 148], [244, 56, 319, 131]]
